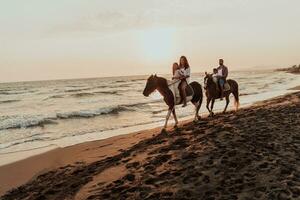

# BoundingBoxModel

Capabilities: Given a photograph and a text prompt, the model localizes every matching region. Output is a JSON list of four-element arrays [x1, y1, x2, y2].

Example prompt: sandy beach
[[1, 91, 300, 199]]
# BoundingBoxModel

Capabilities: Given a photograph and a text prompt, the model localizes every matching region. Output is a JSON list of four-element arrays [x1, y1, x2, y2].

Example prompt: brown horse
[[143, 75, 203, 130], [204, 73, 239, 116]]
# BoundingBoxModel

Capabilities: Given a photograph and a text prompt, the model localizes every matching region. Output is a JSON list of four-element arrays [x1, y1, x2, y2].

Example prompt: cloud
[[46, 0, 253, 37]]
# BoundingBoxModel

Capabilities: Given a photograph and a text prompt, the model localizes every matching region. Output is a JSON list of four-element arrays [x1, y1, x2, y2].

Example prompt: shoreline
[[1, 81, 300, 167], [0, 89, 300, 198]]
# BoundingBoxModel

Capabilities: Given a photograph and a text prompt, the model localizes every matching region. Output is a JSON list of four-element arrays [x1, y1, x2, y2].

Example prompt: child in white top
[[212, 68, 219, 84], [172, 63, 184, 80]]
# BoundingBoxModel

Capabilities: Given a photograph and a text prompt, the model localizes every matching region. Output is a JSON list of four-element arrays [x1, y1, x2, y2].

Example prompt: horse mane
[[155, 76, 168, 88]]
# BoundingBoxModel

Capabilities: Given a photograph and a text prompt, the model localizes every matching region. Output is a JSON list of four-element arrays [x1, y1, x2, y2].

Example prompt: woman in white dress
[[178, 56, 191, 107]]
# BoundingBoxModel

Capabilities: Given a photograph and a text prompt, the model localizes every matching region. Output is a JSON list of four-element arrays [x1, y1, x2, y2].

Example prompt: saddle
[[168, 80, 194, 105], [215, 81, 230, 98], [224, 82, 230, 91]]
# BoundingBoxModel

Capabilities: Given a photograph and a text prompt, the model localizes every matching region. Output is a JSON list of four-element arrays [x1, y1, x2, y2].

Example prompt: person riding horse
[[177, 56, 191, 107], [172, 62, 188, 107], [217, 59, 228, 100]]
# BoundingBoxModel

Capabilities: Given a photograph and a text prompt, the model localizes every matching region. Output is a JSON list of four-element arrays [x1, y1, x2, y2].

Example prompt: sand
[[289, 86, 300, 90], [1, 91, 300, 200]]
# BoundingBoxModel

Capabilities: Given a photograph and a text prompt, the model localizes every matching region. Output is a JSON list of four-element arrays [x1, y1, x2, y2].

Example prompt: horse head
[[204, 72, 214, 90], [143, 74, 158, 97]]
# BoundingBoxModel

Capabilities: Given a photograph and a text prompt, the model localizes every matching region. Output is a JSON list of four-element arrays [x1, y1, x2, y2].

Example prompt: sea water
[[0, 70, 299, 165]]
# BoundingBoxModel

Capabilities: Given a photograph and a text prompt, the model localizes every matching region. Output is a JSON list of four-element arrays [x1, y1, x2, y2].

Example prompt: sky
[[1, 0, 300, 82]]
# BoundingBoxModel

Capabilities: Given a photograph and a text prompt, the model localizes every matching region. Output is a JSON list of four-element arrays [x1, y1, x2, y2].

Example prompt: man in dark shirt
[[217, 59, 228, 100]]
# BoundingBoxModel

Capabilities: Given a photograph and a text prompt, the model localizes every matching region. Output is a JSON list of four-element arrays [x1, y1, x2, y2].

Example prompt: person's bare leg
[[181, 81, 187, 107], [178, 82, 183, 104]]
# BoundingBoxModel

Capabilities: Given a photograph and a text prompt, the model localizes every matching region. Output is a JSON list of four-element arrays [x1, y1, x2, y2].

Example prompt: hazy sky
[[1, 0, 300, 82]]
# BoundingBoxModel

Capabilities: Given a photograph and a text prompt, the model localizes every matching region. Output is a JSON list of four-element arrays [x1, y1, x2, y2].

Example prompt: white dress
[[173, 68, 185, 80], [183, 67, 191, 83]]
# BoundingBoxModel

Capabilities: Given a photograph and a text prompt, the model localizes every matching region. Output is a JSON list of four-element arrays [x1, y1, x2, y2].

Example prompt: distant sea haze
[[0, 70, 299, 159]]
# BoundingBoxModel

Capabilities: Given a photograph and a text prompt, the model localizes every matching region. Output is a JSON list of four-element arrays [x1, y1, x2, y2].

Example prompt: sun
[[138, 28, 176, 62]]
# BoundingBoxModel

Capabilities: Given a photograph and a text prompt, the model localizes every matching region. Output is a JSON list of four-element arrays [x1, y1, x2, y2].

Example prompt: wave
[[71, 92, 95, 97], [64, 88, 91, 93], [93, 91, 119, 95], [131, 78, 145, 82], [56, 106, 131, 119], [44, 90, 121, 100], [72, 91, 120, 97], [43, 94, 66, 100], [239, 92, 260, 97], [115, 80, 127, 83], [0, 105, 136, 130], [0, 116, 58, 130], [0, 91, 26, 95], [152, 109, 168, 114], [0, 137, 48, 151], [0, 99, 21, 104]]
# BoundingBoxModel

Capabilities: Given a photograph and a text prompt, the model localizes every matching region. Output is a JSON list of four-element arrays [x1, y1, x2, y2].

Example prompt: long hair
[[179, 56, 190, 69], [172, 62, 179, 75]]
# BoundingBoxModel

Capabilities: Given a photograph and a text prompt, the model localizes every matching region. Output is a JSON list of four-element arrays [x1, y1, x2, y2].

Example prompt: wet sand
[[289, 86, 300, 90], [1, 91, 300, 199]]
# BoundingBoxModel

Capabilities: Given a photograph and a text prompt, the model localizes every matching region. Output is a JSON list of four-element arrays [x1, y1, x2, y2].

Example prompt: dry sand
[[1, 91, 300, 200]]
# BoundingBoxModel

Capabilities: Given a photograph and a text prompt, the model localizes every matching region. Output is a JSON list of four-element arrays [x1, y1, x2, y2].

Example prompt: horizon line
[[0, 67, 278, 84]]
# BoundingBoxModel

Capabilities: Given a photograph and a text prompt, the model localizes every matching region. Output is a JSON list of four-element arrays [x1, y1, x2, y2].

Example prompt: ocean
[[0, 70, 299, 165]]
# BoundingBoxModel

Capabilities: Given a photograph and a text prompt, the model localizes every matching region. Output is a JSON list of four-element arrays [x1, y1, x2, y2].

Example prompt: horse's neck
[[156, 77, 171, 97], [208, 79, 218, 95]]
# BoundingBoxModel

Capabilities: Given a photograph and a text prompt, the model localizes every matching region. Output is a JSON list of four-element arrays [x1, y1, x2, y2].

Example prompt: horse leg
[[206, 98, 211, 114], [192, 100, 202, 121], [210, 99, 215, 117], [172, 109, 178, 128], [223, 95, 230, 113], [193, 102, 199, 122], [163, 108, 173, 129]]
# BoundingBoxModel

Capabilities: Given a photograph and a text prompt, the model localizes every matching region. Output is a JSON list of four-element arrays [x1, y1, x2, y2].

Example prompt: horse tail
[[233, 82, 240, 111], [190, 81, 203, 105], [228, 79, 240, 111], [198, 87, 203, 109]]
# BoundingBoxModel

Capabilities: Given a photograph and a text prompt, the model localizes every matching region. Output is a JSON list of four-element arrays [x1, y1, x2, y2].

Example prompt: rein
[[168, 79, 181, 86]]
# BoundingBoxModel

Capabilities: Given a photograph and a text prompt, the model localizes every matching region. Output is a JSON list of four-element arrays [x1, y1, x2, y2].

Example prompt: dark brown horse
[[204, 73, 239, 116], [143, 75, 203, 130]]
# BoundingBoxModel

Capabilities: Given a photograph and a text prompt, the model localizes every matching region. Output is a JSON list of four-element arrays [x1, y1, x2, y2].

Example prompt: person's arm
[[185, 68, 190, 78], [224, 67, 228, 78], [172, 70, 181, 80], [178, 69, 185, 79]]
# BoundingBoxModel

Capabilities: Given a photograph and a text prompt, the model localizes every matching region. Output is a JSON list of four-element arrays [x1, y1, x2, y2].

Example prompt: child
[[212, 68, 219, 84], [172, 62, 184, 80]]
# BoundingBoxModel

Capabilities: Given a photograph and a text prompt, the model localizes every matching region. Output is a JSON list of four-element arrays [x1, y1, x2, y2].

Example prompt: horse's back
[[227, 79, 239, 90]]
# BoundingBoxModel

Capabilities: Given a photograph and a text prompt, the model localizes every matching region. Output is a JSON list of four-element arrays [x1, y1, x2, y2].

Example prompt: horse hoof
[[173, 124, 178, 129], [197, 115, 201, 120], [161, 128, 167, 134]]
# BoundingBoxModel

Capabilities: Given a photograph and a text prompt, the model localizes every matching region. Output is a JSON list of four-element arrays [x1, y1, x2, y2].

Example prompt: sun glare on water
[[138, 28, 176, 62]]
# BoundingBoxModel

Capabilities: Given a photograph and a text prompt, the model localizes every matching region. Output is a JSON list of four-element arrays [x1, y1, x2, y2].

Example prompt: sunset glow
[[138, 28, 176, 62], [0, 0, 300, 82]]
